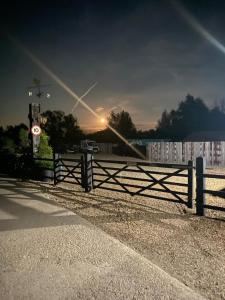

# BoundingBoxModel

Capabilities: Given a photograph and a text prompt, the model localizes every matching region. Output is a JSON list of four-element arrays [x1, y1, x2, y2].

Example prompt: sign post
[[28, 103, 41, 156], [27, 79, 51, 157]]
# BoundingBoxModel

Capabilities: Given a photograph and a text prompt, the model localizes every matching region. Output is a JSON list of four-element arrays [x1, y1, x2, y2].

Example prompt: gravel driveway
[[0, 176, 206, 300], [26, 177, 225, 300]]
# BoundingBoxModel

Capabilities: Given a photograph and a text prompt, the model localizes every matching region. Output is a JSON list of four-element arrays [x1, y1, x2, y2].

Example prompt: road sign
[[31, 125, 41, 136]]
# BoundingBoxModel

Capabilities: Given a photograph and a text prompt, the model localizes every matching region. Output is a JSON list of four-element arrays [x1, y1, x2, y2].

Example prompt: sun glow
[[7, 33, 145, 159], [100, 118, 105, 124]]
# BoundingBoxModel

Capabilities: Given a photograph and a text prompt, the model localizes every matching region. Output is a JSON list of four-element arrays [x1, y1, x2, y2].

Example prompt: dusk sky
[[1, 0, 225, 132]]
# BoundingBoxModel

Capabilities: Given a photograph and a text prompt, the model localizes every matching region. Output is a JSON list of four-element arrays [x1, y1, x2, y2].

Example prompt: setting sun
[[100, 118, 105, 124]]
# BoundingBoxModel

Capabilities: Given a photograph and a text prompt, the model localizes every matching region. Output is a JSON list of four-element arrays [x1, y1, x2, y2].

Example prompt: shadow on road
[[11, 177, 198, 231], [0, 176, 89, 231]]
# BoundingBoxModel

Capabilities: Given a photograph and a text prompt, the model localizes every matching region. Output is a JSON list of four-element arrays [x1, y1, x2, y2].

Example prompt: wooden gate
[[92, 159, 193, 208], [54, 155, 83, 186]]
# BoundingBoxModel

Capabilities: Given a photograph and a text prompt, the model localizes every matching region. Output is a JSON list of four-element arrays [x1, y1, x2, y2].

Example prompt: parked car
[[80, 140, 100, 153], [66, 145, 80, 153]]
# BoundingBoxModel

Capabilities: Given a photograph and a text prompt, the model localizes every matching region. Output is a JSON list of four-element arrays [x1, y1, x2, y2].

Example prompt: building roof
[[185, 131, 225, 141]]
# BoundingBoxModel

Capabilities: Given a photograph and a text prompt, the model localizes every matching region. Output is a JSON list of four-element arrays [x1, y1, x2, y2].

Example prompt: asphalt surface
[[0, 176, 206, 300]]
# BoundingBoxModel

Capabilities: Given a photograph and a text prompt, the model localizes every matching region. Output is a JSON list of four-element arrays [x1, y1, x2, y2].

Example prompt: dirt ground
[[17, 175, 225, 300]]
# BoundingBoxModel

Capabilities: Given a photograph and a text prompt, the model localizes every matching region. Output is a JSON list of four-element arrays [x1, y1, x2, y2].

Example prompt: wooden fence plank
[[147, 141, 225, 167]]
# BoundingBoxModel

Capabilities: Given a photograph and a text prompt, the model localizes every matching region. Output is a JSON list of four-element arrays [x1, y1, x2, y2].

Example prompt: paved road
[[0, 176, 205, 300]]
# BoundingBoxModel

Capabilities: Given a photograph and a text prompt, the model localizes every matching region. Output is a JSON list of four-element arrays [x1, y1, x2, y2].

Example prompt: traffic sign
[[31, 125, 41, 136]]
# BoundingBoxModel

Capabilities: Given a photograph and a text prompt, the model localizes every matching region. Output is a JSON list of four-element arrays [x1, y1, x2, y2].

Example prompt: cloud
[[95, 106, 104, 112]]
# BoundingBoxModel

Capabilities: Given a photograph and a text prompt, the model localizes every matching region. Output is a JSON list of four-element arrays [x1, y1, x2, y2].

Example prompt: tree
[[1, 137, 16, 154], [5, 124, 28, 145], [63, 114, 84, 146], [0, 127, 4, 151], [156, 95, 211, 139], [41, 110, 84, 151], [156, 110, 172, 138], [108, 110, 137, 140], [209, 106, 225, 130], [136, 129, 156, 139], [41, 111, 65, 151], [18, 128, 29, 153], [0, 124, 30, 154]]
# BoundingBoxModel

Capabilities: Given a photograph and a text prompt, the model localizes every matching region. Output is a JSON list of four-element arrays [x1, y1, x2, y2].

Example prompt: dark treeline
[[155, 95, 225, 139], [88, 95, 225, 142], [0, 123, 29, 155], [0, 123, 30, 176], [0, 112, 85, 154], [1, 93, 224, 174], [1, 94, 225, 154]]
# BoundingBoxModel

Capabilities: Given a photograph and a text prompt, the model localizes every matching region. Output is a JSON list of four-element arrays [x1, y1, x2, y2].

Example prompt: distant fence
[[96, 143, 114, 154], [147, 141, 225, 167], [96, 143, 144, 156]]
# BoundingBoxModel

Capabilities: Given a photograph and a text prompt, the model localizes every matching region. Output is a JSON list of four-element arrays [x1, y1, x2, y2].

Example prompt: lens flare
[[172, 0, 225, 56], [7, 34, 145, 160], [71, 82, 98, 113]]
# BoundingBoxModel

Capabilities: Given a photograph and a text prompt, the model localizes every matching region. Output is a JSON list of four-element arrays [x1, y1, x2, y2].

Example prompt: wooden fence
[[147, 141, 225, 167], [96, 143, 114, 154]]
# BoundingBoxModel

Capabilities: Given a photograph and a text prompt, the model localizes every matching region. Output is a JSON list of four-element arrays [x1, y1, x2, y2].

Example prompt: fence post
[[196, 156, 205, 216], [53, 152, 56, 185], [81, 155, 85, 188], [81, 151, 93, 192], [187, 160, 193, 208], [54, 153, 63, 184]]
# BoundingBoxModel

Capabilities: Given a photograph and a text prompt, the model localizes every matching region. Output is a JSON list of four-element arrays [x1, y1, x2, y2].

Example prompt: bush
[[18, 128, 29, 153], [35, 133, 53, 169], [1, 137, 16, 155]]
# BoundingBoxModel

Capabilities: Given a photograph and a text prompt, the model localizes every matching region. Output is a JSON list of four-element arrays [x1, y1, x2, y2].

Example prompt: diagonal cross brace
[[56, 159, 81, 185], [93, 161, 132, 194], [132, 166, 186, 203]]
